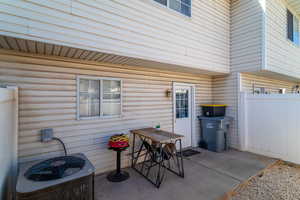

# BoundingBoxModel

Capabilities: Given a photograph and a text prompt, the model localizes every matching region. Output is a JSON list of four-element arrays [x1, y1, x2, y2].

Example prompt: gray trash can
[[197, 116, 233, 152]]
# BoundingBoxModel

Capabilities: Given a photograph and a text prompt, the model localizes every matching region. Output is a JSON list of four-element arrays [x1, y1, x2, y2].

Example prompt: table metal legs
[[131, 133, 136, 168], [161, 139, 184, 178], [131, 135, 184, 188]]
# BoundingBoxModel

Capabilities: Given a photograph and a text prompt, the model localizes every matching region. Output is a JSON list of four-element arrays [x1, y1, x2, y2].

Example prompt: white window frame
[[76, 75, 122, 120], [152, 0, 192, 17]]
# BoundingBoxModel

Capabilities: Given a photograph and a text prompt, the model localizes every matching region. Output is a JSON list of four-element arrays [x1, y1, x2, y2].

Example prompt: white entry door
[[173, 84, 193, 148]]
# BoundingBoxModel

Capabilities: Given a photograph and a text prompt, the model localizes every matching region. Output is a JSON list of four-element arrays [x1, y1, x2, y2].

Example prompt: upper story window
[[287, 9, 299, 45], [154, 0, 191, 17], [77, 76, 122, 120]]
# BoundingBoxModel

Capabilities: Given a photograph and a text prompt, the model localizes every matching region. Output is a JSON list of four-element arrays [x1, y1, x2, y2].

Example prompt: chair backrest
[[142, 140, 174, 161], [142, 140, 157, 161]]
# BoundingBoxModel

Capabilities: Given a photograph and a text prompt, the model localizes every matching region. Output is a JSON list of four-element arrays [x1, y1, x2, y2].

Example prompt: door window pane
[[176, 89, 189, 118]]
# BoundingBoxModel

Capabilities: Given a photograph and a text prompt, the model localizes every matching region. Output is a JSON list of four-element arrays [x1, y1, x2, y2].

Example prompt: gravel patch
[[230, 162, 300, 200]]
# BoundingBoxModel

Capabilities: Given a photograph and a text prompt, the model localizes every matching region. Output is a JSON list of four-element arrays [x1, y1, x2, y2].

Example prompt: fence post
[[238, 92, 248, 151]]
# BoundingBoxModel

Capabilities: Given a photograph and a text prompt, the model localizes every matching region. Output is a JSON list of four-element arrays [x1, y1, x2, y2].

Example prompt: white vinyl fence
[[239, 92, 300, 164], [0, 87, 18, 200]]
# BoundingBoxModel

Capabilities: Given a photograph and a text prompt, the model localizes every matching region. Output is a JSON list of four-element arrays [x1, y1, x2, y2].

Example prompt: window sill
[[77, 115, 122, 121], [141, 0, 192, 21], [287, 38, 299, 48]]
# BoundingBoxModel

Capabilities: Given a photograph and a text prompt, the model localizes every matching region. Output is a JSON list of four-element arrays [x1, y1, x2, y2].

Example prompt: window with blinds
[[77, 76, 122, 119], [154, 0, 191, 17]]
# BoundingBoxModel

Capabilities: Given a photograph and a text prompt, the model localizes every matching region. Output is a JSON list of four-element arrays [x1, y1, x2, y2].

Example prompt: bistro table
[[130, 128, 184, 188]]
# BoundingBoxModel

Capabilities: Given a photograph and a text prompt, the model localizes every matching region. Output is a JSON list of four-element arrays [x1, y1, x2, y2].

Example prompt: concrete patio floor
[[95, 149, 276, 200]]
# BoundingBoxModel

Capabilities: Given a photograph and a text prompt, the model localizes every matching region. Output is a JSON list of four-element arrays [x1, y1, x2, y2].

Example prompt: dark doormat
[[181, 149, 201, 157]]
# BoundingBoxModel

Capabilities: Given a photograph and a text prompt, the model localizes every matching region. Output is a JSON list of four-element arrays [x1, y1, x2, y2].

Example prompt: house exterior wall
[[265, 0, 300, 79], [215, 0, 267, 148], [0, 0, 299, 167], [212, 73, 240, 148], [230, 0, 300, 80], [241, 73, 298, 93], [0, 50, 213, 174], [230, 0, 264, 73], [286, 0, 300, 15], [0, 0, 230, 73]]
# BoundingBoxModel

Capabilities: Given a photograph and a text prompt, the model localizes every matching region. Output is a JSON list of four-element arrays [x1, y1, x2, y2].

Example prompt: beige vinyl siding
[[265, 0, 300, 79], [0, 0, 230, 73], [0, 36, 222, 75], [287, 0, 300, 15], [230, 0, 264, 72], [0, 50, 213, 174], [212, 72, 240, 148], [241, 72, 298, 93]]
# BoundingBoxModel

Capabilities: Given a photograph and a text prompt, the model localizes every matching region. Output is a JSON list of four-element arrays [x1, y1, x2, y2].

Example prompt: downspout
[[260, 0, 267, 71], [236, 72, 242, 150]]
